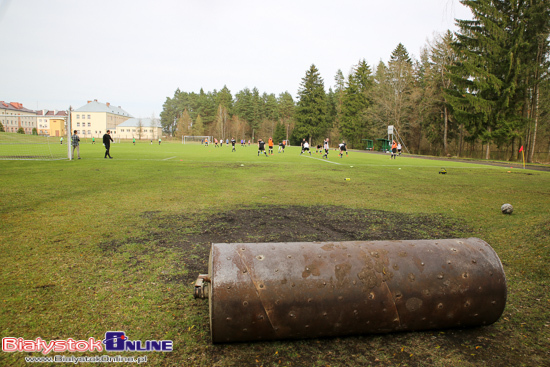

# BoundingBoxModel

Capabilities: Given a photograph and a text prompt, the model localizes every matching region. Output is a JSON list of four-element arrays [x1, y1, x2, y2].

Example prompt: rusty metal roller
[[204, 238, 507, 343]]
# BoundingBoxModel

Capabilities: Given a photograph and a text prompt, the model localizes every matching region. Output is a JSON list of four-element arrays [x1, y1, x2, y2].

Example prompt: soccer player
[[397, 142, 402, 156], [103, 130, 114, 159], [302, 140, 311, 155], [268, 137, 274, 155], [339, 140, 348, 158], [316, 144, 322, 154], [322, 138, 330, 159], [214, 138, 219, 147], [71, 130, 81, 159], [278, 141, 284, 153], [257, 139, 267, 156], [231, 137, 236, 152], [391, 140, 397, 159], [133, 138, 136, 145]]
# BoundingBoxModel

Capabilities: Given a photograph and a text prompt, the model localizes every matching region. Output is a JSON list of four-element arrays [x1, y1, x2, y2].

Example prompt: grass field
[[0, 140, 549, 366]]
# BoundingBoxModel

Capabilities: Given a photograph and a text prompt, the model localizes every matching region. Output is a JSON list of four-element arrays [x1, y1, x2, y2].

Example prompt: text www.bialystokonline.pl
[[24, 355, 147, 364]]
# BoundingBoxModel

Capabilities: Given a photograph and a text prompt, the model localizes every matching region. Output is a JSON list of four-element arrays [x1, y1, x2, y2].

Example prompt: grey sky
[[0, 0, 471, 118]]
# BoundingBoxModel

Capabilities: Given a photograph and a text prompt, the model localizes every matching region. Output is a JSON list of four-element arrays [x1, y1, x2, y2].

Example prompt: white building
[[116, 117, 162, 140], [71, 100, 132, 139]]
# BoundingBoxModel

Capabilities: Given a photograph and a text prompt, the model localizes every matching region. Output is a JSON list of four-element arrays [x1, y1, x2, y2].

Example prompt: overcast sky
[[0, 0, 472, 118]]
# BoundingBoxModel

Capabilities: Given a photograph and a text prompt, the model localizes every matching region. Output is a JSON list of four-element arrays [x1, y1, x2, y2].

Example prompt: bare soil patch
[[139, 205, 472, 283], [95, 205, 550, 366]]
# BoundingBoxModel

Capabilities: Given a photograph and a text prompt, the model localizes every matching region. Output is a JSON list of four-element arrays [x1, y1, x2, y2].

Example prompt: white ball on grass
[[501, 203, 514, 214]]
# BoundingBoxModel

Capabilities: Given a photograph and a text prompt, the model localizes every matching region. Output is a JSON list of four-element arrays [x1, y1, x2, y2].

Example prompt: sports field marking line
[[163, 156, 177, 160], [301, 155, 343, 165]]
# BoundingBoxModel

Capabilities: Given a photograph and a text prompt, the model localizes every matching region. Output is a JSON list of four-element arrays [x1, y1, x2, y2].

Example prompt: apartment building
[[0, 101, 37, 134], [71, 100, 132, 138], [116, 117, 162, 140], [36, 110, 68, 136]]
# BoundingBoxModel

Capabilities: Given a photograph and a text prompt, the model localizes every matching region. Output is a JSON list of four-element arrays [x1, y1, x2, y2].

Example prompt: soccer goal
[[0, 132, 70, 160], [183, 136, 213, 144]]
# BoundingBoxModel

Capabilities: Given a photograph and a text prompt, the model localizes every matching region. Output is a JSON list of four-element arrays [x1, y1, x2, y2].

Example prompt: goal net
[[183, 136, 213, 144], [0, 132, 69, 160]]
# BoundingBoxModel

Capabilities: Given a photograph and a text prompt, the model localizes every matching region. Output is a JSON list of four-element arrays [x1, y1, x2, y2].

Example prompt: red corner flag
[[519, 145, 524, 152]]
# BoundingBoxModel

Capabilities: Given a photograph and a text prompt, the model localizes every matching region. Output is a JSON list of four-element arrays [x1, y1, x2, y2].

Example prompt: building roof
[[75, 100, 132, 117], [37, 110, 68, 116], [0, 101, 36, 114], [117, 117, 161, 128]]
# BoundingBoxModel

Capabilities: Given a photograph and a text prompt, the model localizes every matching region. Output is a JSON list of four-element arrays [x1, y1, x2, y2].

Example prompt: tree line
[[161, 0, 550, 162]]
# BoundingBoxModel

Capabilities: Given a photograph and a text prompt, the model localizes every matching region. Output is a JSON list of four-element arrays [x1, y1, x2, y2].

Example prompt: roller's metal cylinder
[[208, 238, 506, 343]]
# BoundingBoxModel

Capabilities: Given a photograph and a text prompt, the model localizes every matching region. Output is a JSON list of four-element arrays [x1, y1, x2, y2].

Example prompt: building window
[[76, 114, 80, 119], [77, 123, 80, 127], [88, 123, 91, 127], [87, 115, 91, 119]]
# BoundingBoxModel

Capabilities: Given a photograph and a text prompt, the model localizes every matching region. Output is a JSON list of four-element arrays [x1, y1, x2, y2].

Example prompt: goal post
[[183, 136, 213, 144], [0, 111, 70, 160], [0, 132, 70, 160]]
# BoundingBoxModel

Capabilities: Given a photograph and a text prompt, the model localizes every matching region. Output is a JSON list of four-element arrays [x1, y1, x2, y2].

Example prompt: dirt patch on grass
[[96, 205, 549, 366], [141, 205, 471, 283]]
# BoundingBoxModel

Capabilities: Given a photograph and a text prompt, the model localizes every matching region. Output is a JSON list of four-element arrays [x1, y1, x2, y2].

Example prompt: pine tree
[[215, 85, 233, 115], [425, 31, 459, 155], [387, 43, 415, 138], [175, 109, 192, 139], [293, 64, 328, 145], [340, 60, 374, 148], [448, 0, 549, 159], [192, 114, 204, 136], [277, 92, 295, 141], [369, 61, 392, 137], [273, 121, 286, 143]]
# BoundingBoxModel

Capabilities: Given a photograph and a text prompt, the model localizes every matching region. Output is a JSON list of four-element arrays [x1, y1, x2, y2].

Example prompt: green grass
[[1, 141, 549, 366]]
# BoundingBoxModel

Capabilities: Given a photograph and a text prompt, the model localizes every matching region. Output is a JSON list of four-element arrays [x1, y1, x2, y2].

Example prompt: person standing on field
[[397, 142, 402, 155], [257, 139, 267, 156], [391, 140, 397, 159], [268, 137, 274, 155], [92, 137, 95, 144], [301, 140, 311, 155], [103, 130, 114, 159], [231, 137, 236, 152], [60, 136, 63, 144], [71, 130, 81, 159], [322, 138, 329, 159]]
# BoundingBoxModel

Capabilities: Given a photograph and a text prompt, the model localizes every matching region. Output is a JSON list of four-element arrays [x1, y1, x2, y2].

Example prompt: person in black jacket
[[257, 139, 267, 156], [103, 130, 114, 159]]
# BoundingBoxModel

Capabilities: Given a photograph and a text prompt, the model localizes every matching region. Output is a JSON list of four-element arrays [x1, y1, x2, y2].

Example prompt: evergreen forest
[[161, 0, 550, 162]]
